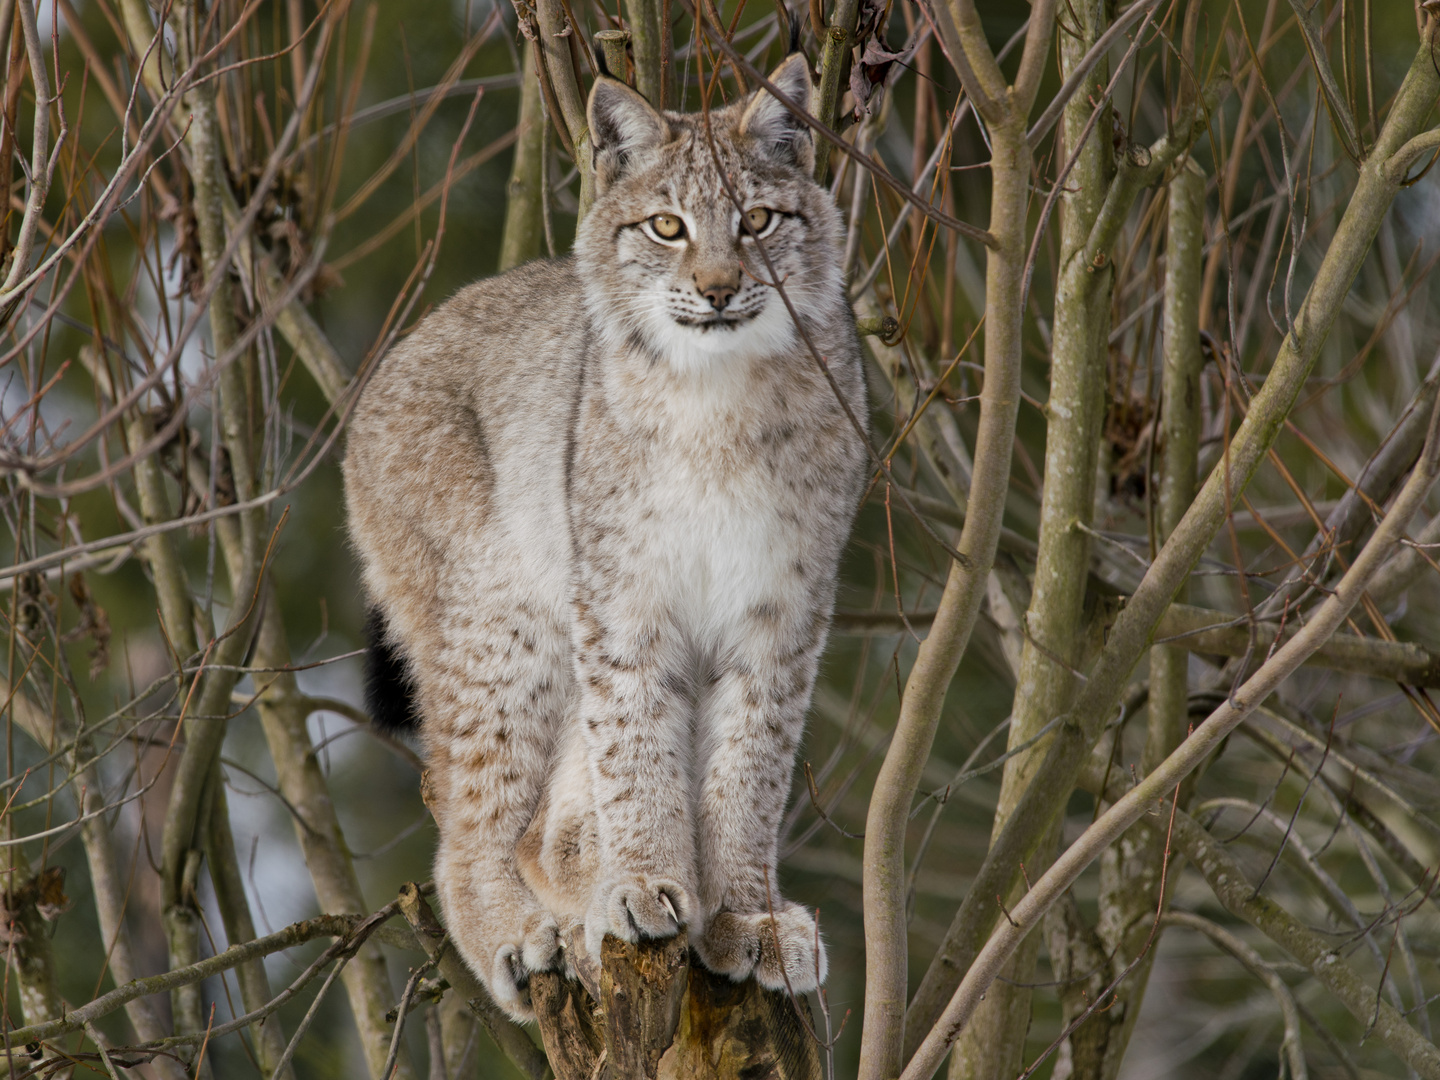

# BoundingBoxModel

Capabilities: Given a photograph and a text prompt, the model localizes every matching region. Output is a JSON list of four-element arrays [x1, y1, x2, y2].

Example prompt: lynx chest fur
[[343, 53, 868, 1020]]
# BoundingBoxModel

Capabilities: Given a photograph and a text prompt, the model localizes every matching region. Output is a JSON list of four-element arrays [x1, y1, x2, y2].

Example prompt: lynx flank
[[344, 53, 867, 1019]]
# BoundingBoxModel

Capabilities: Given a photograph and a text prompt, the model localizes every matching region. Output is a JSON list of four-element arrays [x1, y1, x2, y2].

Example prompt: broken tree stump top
[[531, 933, 823, 1080]]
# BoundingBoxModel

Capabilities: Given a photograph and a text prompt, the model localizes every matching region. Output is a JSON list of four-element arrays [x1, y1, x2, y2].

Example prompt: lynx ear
[[588, 77, 668, 190], [741, 53, 815, 172]]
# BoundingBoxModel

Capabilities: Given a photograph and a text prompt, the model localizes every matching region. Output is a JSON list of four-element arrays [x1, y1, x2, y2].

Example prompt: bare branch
[[905, 27, 1440, 1041], [7, 913, 383, 1048], [1162, 912, 1309, 1080], [1, 0, 52, 295], [901, 389, 1440, 1080]]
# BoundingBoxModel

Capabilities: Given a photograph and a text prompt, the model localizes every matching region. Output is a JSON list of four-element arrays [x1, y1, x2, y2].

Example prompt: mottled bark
[[500, 46, 547, 272], [949, 3, 1112, 1073], [1069, 158, 1206, 1080], [529, 931, 822, 1080]]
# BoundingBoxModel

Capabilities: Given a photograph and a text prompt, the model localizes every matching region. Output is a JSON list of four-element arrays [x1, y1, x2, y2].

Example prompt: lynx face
[[575, 55, 844, 371]]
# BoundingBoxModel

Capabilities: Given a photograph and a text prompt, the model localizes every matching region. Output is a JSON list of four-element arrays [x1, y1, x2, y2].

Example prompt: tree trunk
[[532, 933, 823, 1080]]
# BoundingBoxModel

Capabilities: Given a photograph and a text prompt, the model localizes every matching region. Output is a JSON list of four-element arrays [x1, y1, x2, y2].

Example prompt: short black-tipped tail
[[364, 606, 420, 735]]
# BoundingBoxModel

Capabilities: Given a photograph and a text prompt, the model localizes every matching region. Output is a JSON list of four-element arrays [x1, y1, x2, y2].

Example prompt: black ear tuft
[[594, 46, 611, 80], [587, 77, 668, 190], [364, 606, 420, 735], [773, 5, 797, 55], [741, 52, 815, 171]]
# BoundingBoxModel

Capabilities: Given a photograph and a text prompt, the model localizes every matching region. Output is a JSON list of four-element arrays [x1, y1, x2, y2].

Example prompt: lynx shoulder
[[343, 52, 868, 1020]]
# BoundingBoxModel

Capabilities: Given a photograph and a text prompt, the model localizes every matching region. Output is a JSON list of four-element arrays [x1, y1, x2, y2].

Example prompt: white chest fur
[[652, 449, 800, 643], [581, 345, 818, 649]]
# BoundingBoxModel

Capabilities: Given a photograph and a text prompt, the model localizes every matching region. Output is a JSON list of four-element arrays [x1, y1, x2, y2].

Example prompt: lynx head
[[574, 54, 845, 370]]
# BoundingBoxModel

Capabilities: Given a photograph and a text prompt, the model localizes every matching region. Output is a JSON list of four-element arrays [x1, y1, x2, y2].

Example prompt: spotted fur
[[343, 54, 867, 1019]]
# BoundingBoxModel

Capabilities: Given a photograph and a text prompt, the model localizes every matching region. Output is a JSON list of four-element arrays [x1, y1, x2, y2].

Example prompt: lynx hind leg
[[516, 730, 608, 986], [697, 903, 827, 992], [517, 726, 601, 923], [436, 835, 561, 1019], [420, 611, 573, 1018]]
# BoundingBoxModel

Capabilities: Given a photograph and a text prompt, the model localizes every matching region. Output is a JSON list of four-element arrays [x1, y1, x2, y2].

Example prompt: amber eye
[[744, 207, 774, 235], [649, 213, 685, 240]]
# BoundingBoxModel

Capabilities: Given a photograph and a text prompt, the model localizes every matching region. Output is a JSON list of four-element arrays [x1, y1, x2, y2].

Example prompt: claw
[[658, 892, 678, 926]]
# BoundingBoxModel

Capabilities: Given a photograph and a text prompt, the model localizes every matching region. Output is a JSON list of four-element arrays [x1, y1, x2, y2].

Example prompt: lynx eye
[[743, 207, 774, 235], [648, 213, 686, 241]]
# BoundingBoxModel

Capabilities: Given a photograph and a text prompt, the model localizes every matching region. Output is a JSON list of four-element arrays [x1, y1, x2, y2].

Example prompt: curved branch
[[899, 393, 1440, 1080], [1025, 0, 1163, 149], [1369, 512, 1440, 607], [858, 111, 1036, 1080], [1162, 912, 1308, 1080], [7, 914, 377, 1048], [943, 0, 1009, 116], [905, 28, 1440, 1043], [1169, 812, 1437, 1077], [2, 0, 52, 294], [1386, 126, 1440, 181], [1010, 0, 1056, 115]]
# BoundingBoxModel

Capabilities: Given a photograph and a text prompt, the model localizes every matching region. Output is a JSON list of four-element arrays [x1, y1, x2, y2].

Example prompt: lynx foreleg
[[693, 606, 828, 992], [571, 591, 699, 959], [420, 607, 568, 1020]]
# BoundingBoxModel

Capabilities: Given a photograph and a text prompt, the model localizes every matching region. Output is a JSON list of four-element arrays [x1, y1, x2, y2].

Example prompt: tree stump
[[530, 932, 823, 1080]]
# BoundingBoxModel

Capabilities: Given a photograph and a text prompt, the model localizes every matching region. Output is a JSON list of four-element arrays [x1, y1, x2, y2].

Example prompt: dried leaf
[[849, 35, 918, 119], [34, 867, 70, 922], [65, 573, 111, 680], [0, 866, 70, 940]]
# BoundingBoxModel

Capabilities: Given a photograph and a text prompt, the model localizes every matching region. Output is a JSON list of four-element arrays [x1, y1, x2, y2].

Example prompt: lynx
[[343, 52, 868, 1020]]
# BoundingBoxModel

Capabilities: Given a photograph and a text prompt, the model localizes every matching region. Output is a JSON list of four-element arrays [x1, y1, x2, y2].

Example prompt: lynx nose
[[696, 276, 738, 311]]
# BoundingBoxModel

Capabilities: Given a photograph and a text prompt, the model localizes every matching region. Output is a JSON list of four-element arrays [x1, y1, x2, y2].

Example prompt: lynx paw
[[585, 874, 695, 959], [696, 904, 827, 992], [481, 909, 563, 1020]]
